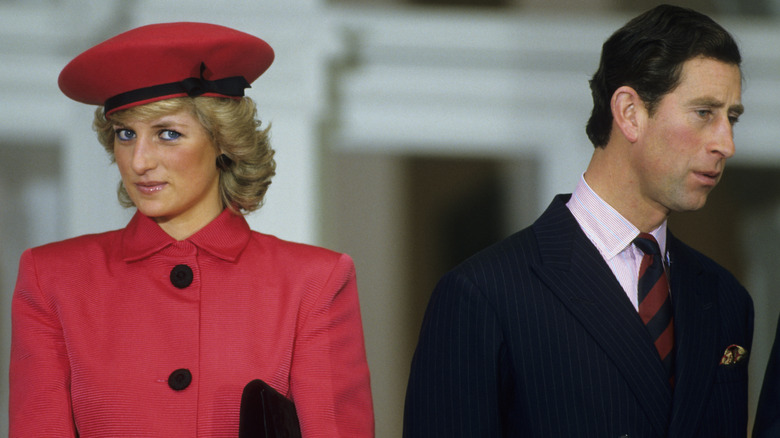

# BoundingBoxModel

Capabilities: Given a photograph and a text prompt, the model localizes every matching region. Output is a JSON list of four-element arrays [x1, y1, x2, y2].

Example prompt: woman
[[9, 22, 374, 437]]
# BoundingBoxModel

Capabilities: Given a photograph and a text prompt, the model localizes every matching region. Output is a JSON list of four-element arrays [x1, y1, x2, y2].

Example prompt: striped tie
[[634, 233, 675, 386]]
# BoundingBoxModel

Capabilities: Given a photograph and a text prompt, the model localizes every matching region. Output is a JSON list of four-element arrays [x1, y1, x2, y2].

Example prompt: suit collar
[[121, 209, 251, 262], [531, 196, 722, 435], [531, 195, 673, 435]]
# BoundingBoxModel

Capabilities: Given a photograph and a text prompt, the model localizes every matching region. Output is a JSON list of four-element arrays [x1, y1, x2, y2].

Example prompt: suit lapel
[[667, 234, 719, 436], [530, 196, 672, 436]]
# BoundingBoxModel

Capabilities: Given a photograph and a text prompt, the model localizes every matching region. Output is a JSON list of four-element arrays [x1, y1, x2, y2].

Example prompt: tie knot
[[634, 233, 661, 256]]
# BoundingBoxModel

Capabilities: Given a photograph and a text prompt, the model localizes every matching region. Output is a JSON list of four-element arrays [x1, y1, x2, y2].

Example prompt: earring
[[216, 154, 233, 171]]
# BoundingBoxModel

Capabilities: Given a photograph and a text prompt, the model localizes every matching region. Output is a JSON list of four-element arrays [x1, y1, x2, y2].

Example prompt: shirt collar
[[567, 174, 667, 260], [121, 208, 251, 262]]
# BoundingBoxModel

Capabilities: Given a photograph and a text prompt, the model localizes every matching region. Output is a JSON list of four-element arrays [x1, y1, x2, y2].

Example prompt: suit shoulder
[[444, 226, 538, 289], [460, 226, 536, 266], [673, 238, 741, 282], [671, 237, 751, 301]]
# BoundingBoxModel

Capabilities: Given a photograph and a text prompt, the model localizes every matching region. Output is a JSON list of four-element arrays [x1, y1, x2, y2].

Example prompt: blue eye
[[160, 130, 181, 140], [115, 129, 135, 141]]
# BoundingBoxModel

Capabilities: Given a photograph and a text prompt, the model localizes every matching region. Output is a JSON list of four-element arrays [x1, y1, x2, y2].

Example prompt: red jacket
[[10, 209, 374, 437]]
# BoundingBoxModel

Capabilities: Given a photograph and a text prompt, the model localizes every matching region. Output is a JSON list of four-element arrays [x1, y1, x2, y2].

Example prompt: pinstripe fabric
[[404, 194, 753, 438], [10, 209, 374, 438], [753, 313, 780, 437]]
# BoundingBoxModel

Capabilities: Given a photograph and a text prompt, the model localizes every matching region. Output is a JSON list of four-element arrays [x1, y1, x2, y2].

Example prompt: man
[[404, 4, 753, 437]]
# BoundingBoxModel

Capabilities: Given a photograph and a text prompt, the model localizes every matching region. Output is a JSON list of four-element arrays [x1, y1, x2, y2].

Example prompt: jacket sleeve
[[289, 253, 375, 437], [9, 249, 78, 437], [753, 312, 780, 438], [403, 270, 508, 437]]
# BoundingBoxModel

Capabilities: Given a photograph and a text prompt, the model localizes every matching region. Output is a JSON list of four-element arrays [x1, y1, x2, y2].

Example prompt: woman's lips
[[134, 182, 167, 195]]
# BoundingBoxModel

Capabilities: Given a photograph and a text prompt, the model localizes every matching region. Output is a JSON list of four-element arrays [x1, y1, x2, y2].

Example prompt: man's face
[[632, 56, 743, 214]]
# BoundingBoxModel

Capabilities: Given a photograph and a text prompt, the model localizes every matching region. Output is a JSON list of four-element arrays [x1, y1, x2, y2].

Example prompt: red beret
[[58, 22, 274, 116]]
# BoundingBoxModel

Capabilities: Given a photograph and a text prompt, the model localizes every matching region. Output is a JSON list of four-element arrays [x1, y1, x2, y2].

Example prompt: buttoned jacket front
[[404, 195, 753, 437], [10, 209, 374, 437]]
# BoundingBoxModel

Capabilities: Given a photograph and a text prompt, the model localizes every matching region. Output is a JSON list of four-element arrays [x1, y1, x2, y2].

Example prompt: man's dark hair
[[585, 4, 741, 148]]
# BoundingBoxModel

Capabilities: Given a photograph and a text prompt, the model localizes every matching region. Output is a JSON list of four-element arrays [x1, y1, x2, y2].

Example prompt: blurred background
[[3, 0, 780, 435]]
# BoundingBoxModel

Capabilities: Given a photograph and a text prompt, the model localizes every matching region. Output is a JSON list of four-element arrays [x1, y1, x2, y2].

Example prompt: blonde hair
[[93, 96, 275, 214]]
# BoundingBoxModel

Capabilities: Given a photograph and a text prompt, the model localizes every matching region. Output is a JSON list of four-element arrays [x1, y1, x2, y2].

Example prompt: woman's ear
[[216, 153, 233, 171], [610, 86, 644, 143]]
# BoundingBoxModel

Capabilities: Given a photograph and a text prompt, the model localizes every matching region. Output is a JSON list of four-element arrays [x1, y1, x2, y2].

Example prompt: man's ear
[[611, 86, 644, 143]]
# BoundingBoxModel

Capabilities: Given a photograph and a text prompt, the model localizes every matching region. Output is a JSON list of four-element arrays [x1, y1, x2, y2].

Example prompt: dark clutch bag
[[239, 379, 302, 438]]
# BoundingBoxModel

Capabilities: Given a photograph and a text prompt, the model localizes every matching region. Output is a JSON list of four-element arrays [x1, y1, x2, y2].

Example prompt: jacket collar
[[121, 209, 251, 262], [532, 195, 722, 435], [531, 194, 673, 436]]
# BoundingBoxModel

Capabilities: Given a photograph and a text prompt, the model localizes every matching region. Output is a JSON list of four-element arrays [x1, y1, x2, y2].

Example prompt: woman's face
[[113, 108, 222, 239]]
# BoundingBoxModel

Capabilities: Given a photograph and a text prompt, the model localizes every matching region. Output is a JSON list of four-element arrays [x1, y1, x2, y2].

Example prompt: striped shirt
[[566, 175, 668, 310]]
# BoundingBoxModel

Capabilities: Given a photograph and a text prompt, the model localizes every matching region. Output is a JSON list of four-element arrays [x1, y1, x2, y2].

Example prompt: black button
[[170, 264, 193, 288], [168, 368, 192, 391]]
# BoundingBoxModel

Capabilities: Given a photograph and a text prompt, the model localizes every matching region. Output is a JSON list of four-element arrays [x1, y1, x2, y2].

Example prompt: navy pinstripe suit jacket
[[754, 313, 780, 437], [404, 194, 753, 438]]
